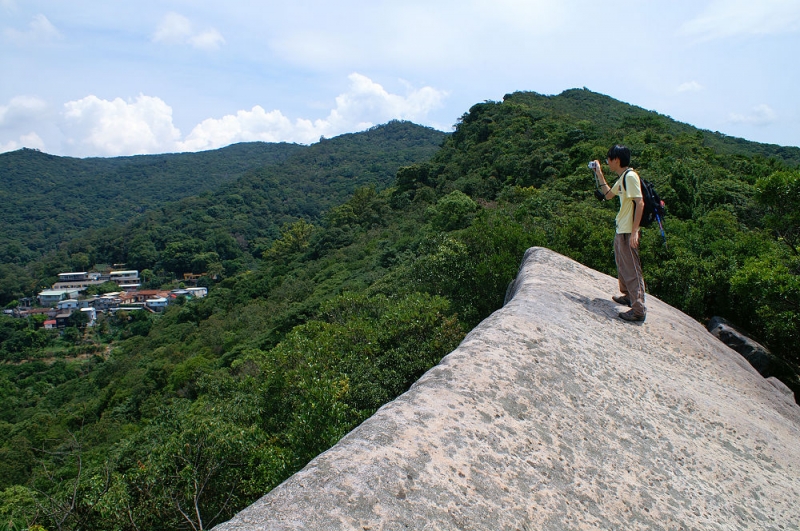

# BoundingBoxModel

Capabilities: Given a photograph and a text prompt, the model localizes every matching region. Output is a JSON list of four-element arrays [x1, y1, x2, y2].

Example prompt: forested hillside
[[1, 89, 798, 531], [0, 142, 306, 264], [0, 121, 446, 304]]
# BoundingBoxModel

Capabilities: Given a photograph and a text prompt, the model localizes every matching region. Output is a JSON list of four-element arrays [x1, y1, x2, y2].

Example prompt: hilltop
[[506, 89, 800, 164]]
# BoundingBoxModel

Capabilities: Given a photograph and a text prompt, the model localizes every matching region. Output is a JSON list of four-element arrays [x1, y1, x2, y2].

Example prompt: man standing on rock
[[591, 144, 647, 322]]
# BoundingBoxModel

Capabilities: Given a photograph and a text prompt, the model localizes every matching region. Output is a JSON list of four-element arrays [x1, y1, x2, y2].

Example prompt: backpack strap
[[620, 168, 635, 191], [621, 168, 643, 229]]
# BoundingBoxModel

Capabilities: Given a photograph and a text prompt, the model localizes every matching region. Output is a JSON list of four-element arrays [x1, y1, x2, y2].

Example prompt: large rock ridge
[[215, 247, 800, 530]]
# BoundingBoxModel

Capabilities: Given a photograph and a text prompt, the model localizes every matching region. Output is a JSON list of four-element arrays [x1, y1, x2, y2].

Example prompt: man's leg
[[614, 233, 646, 316], [614, 233, 629, 296]]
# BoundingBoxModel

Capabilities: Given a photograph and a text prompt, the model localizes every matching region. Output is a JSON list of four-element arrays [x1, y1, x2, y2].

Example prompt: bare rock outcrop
[[214, 247, 800, 530], [707, 316, 774, 374], [706, 316, 797, 402]]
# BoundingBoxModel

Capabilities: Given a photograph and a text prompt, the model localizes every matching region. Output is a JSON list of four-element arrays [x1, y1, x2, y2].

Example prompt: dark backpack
[[622, 169, 665, 229]]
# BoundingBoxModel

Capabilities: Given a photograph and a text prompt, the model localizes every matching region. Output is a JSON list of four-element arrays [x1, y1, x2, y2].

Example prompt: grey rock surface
[[214, 247, 800, 531], [767, 376, 795, 400]]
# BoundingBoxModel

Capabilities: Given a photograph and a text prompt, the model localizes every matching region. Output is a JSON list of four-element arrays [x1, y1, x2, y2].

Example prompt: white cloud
[[4, 13, 61, 44], [332, 73, 448, 126], [0, 96, 48, 127], [62, 94, 182, 156], [0, 96, 51, 153], [153, 12, 192, 43], [269, 0, 573, 73], [188, 29, 225, 51], [53, 74, 447, 156], [153, 12, 225, 51], [681, 0, 800, 40], [728, 104, 778, 126], [19, 131, 44, 148], [0, 132, 45, 153], [179, 73, 448, 151], [179, 107, 305, 151], [677, 81, 703, 93]]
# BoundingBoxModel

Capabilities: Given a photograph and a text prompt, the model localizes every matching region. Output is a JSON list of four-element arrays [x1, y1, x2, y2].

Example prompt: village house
[[35, 270, 141, 309], [145, 297, 169, 311], [171, 287, 208, 301], [28, 269, 206, 318], [56, 299, 90, 311], [55, 311, 72, 329], [110, 303, 148, 313], [109, 270, 140, 290], [52, 271, 107, 290], [53, 307, 97, 328], [18, 308, 57, 319], [80, 307, 97, 327], [185, 287, 208, 298], [88, 293, 123, 312], [38, 289, 80, 306], [120, 290, 170, 304]]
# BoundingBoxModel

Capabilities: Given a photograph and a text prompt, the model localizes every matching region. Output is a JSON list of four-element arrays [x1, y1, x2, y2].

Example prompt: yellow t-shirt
[[611, 169, 642, 234]]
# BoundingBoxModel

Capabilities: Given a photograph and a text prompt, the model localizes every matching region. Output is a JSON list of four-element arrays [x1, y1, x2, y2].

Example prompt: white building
[[185, 287, 208, 298], [56, 299, 80, 311], [145, 297, 169, 311], [38, 289, 80, 306], [53, 271, 106, 290], [110, 270, 140, 289], [80, 307, 97, 327], [58, 272, 88, 282]]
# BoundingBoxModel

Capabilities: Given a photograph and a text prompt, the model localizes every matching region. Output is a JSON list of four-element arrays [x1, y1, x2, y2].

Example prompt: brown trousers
[[614, 232, 646, 316]]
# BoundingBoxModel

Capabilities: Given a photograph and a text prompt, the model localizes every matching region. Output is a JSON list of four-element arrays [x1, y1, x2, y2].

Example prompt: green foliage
[[264, 220, 315, 259], [83, 281, 119, 296], [756, 170, 800, 253], [427, 190, 478, 231], [0, 143, 306, 265], [243, 292, 463, 468], [2, 90, 800, 530], [730, 253, 800, 364], [0, 315, 55, 362], [97, 398, 280, 530], [0, 485, 38, 530]]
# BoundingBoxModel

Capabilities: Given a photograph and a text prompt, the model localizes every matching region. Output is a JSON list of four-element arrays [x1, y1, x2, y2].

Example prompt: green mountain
[[0, 142, 305, 264], [506, 89, 800, 164], [0, 89, 798, 531], [0, 121, 447, 302], [70, 120, 450, 275]]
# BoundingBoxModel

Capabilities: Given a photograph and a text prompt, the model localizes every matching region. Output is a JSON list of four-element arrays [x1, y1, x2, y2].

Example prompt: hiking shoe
[[612, 294, 631, 307], [619, 309, 645, 322]]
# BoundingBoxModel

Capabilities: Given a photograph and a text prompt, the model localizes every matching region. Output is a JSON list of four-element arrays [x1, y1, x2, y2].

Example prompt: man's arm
[[592, 160, 616, 200], [630, 195, 644, 248]]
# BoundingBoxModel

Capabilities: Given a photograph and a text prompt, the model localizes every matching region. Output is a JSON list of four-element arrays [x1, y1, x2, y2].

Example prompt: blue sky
[[2, 0, 799, 157]]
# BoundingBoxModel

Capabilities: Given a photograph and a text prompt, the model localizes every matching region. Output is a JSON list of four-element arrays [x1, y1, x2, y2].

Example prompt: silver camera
[[588, 160, 599, 171]]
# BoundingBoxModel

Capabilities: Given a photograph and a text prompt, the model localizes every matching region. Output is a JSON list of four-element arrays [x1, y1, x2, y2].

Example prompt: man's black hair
[[607, 144, 631, 167]]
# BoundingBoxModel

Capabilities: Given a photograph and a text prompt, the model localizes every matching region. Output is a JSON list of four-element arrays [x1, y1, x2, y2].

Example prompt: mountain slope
[[50, 121, 448, 276], [0, 142, 305, 262], [0, 121, 447, 302]]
